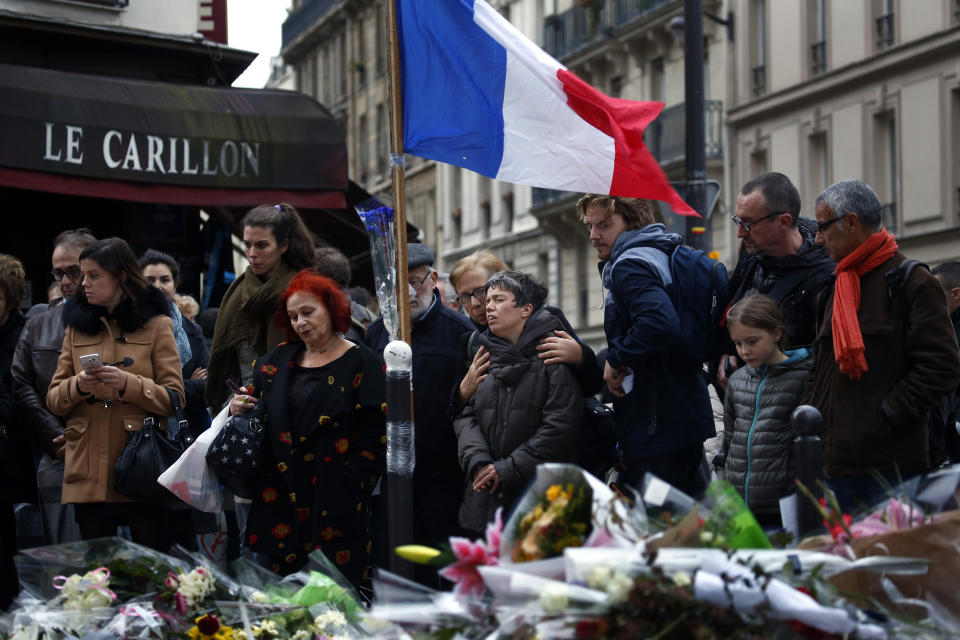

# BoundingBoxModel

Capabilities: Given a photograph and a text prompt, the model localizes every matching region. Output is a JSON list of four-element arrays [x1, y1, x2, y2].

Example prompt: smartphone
[[225, 378, 247, 395], [78, 353, 103, 371]]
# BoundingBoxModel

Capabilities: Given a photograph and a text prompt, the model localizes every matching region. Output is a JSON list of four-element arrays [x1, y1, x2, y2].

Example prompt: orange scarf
[[831, 229, 898, 379]]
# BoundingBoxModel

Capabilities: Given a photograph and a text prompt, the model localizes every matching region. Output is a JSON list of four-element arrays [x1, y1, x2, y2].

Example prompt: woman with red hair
[[228, 270, 385, 590]]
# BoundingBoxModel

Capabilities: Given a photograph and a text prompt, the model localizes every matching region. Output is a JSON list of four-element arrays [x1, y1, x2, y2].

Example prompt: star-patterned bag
[[205, 408, 264, 499]]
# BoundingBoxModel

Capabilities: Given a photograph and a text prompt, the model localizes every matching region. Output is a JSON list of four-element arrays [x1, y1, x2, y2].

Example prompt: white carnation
[[538, 583, 570, 614], [587, 565, 614, 591], [606, 572, 633, 604]]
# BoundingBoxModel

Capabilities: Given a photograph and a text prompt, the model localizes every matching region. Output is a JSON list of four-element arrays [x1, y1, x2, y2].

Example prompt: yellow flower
[[708, 251, 720, 261], [545, 484, 562, 502]]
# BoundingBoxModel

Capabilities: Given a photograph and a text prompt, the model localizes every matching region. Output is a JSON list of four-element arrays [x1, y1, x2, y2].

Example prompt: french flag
[[398, 0, 697, 216]]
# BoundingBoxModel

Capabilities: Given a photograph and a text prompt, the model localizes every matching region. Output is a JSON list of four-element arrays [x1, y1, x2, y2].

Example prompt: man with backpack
[[806, 179, 960, 511], [579, 195, 722, 496], [718, 173, 835, 392]]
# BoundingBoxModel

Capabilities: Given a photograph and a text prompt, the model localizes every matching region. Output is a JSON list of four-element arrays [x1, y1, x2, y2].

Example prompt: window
[[451, 169, 463, 246], [873, 110, 899, 233], [376, 6, 386, 76], [808, 131, 829, 204], [502, 191, 515, 232], [480, 181, 492, 240], [376, 104, 387, 178], [650, 58, 665, 102], [358, 116, 369, 181], [808, 0, 827, 75], [750, 148, 769, 176], [609, 76, 623, 99], [751, 0, 767, 96], [874, 0, 895, 49], [953, 88, 960, 219]]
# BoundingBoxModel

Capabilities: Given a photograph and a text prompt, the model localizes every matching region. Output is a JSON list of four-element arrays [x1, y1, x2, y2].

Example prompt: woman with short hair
[[454, 271, 581, 535], [228, 270, 385, 590]]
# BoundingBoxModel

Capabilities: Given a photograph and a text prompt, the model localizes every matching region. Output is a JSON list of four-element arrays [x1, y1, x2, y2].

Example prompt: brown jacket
[[806, 252, 960, 479], [46, 291, 185, 504]]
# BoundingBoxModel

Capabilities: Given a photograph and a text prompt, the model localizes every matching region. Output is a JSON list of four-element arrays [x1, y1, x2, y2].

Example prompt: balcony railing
[[544, 0, 677, 59], [882, 202, 897, 235], [71, 0, 128, 6], [752, 65, 766, 97], [810, 41, 826, 75], [531, 188, 575, 208], [876, 13, 895, 49], [282, 0, 339, 49], [644, 100, 724, 166]]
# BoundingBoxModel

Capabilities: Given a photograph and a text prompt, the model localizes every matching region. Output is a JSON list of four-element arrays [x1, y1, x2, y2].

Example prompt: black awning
[[0, 63, 347, 208]]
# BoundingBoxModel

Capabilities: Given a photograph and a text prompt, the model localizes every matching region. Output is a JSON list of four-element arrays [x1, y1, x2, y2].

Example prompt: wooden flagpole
[[384, 0, 415, 580], [386, 0, 411, 346]]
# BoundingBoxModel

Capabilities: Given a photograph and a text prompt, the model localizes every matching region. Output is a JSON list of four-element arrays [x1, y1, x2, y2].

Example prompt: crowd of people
[[1, 174, 959, 608]]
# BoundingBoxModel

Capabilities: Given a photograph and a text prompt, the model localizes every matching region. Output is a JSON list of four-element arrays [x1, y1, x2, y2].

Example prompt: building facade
[[524, 0, 732, 347], [281, 0, 439, 259], [726, 0, 960, 265]]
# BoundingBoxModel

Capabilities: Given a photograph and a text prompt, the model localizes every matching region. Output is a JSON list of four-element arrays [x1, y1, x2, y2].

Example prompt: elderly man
[[11, 229, 96, 545], [719, 173, 834, 389], [364, 243, 475, 584], [807, 180, 960, 510]]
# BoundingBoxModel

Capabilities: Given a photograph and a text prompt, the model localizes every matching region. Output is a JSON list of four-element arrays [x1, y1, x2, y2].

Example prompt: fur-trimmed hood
[[63, 285, 172, 335]]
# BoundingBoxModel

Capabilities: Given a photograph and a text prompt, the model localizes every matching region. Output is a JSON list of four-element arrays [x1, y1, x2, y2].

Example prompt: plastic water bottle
[[383, 341, 415, 476]]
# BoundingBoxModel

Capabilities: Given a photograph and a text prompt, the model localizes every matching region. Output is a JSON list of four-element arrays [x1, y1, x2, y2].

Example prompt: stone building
[[725, 0, 960, 265]]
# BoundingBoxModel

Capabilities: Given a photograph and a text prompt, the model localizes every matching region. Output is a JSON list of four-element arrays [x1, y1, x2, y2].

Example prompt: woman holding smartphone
[[46, 238, 184, 550]]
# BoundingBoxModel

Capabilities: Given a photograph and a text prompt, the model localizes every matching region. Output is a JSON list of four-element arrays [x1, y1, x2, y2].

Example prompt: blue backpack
[[615, 244, 730, 363]]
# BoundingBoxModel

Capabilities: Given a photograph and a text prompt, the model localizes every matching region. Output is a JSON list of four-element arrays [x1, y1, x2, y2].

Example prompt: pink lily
[[440, 508, 502, 597]]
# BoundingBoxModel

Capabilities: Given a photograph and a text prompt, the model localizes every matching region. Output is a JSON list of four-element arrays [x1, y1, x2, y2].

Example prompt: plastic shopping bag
[[158, 406, 229, 512]]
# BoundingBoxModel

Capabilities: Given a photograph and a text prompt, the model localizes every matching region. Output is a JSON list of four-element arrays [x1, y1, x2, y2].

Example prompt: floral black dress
[[245, 342, 386, 587]]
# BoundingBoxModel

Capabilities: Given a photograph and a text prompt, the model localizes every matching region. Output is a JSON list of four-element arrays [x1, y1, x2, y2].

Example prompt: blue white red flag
[[397, 0, 697, 215]]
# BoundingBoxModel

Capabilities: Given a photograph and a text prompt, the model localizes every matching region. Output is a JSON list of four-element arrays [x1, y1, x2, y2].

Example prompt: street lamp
[[679, 1, 733, 251]]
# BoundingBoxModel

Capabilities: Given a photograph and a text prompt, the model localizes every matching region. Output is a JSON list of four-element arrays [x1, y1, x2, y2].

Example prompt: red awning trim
[[0, 167, 346, 209]]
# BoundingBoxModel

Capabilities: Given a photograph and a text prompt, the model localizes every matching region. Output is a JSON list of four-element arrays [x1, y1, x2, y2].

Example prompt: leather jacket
[[11, 304, 67, 457]]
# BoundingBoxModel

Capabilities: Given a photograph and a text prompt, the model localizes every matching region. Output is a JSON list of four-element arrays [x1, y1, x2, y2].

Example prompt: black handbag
[[206, 407, 264, 499], [114, 388, 193, 503]]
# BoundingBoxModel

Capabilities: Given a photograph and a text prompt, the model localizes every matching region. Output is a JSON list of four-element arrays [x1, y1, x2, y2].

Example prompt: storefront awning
[[0, 62, 348, 208]]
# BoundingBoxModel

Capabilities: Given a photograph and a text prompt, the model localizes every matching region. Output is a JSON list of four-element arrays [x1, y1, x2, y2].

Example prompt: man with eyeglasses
[[805, 179, 960, 511], [718, 173, 834, 391], [364, 242, 475, 586], [11, 229, 96, 545]]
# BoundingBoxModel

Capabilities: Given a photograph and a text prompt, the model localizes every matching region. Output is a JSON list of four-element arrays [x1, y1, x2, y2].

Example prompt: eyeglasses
[[731, 211, 784, 232], [51, 266, 82, 281], [408, 275, 431, 290], [814, 213, 848, 234], [456, 288, 486, 306]]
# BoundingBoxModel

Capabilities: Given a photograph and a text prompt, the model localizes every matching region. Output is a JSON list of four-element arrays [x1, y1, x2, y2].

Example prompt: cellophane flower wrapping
[[498, 464, 641, 579], [2, 538, 367, 640], [355, 198, 398, 341]]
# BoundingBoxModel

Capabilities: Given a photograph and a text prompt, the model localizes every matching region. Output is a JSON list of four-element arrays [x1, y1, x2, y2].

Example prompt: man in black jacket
[[718, 173, 835, 391], [11, 229, 95, 545], [931, 261, 960, 463], [364, 243, 475, 586]]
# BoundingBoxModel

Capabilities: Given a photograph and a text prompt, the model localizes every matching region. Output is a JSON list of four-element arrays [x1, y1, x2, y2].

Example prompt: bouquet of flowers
[[511, 481, 591, 563], [2, 537, 366, 640]]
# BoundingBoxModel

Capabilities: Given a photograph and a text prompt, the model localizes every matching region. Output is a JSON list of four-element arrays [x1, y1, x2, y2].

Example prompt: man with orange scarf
[[805, 179, 960, 512]]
